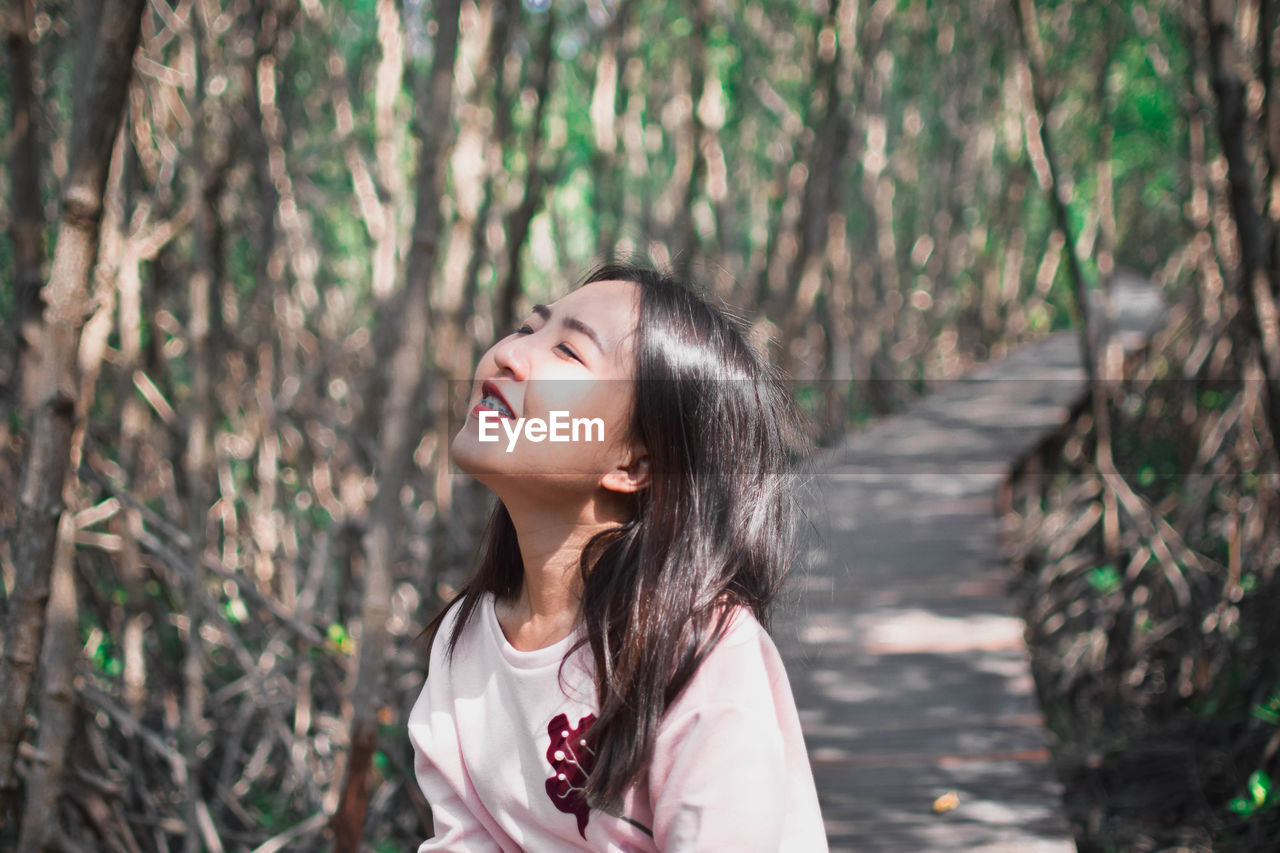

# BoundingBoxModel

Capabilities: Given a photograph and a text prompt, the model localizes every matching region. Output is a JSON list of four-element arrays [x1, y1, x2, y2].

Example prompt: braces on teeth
[[481, 394, 514, 418]]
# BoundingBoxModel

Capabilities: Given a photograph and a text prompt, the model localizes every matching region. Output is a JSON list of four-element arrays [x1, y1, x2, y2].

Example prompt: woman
[[409, 263, 827, 851]]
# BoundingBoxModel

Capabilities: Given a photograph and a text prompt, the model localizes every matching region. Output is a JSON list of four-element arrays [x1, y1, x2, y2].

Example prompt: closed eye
[[513, 321, 583, 363]]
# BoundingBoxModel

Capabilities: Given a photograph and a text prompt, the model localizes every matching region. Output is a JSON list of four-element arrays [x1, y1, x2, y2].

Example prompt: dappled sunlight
[[775, 283, 1161, 849]]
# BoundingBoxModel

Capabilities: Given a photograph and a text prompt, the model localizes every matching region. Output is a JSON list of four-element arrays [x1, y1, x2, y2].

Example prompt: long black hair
[[424, 262, 807, 811]]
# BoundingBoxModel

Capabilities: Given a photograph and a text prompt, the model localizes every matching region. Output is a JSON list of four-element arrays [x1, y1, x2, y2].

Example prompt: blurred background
[[1, 0, 1277, 849]]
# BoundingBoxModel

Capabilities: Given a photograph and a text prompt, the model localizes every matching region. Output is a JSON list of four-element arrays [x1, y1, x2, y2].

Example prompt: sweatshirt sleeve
[[408, 606, 512, 853], [645, 612, 827, 852], [410, 751, 506, 853]]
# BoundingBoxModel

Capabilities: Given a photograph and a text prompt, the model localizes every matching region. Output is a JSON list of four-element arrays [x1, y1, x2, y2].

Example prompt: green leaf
[[1251, 703, 1280, 726], [327, 622, 353, 655], [1086, 564, 1122, 595], [1248, 770, 1271, 807], [1228, 796, 1253, 816]]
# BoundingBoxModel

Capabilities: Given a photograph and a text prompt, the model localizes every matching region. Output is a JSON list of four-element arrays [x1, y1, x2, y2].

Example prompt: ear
[[600, 446, 650, 494]]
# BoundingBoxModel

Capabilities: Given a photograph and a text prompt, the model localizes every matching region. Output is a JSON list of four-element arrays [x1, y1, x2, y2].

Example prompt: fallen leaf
[[932, 790, 960, 814]]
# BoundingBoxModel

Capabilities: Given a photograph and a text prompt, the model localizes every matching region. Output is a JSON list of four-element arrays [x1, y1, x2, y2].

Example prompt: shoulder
[[650, 607, 790, 767], [644, 607, 825, 850], [411, 592, 499, 730], [704, 605, 782, 672], [439, 591, 486, 638], [425, 591, 497, 672], [665, 606, 787, 721], [715, 605, 773, 650]]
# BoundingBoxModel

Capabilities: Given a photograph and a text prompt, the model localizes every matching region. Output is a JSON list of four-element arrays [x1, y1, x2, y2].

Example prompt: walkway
[[778, 275, 1165, 851]]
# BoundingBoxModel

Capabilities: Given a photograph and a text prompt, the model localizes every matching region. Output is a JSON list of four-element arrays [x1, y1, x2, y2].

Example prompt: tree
[[0, 0, 146, 804]]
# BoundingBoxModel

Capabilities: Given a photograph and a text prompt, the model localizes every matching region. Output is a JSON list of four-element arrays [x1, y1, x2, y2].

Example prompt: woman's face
[[451, 279, 645, 498]]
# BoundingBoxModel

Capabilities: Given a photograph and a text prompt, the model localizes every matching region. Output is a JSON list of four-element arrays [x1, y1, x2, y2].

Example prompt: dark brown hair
[[423, 262, 805, 812]]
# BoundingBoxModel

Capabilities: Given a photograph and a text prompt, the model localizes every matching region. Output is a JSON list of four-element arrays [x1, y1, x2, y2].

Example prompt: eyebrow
[[530, 304, 604, 354]]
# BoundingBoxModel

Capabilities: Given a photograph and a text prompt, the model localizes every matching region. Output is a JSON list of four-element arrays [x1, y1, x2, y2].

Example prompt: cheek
[[582, 395, 633, 457], [473, 349, 499, 378], [573, 385, 631, 433]]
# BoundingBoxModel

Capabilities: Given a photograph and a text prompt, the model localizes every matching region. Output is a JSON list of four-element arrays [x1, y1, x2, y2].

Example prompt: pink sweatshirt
[[408, 593, 828, 852]]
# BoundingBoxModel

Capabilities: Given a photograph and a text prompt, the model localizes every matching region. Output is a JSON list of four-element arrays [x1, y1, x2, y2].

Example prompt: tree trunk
[[177, 2, 230, 846], [495, 7, 558, 336], [331, 0, 462, 846], [669, 0, 712, 274], [778, 0, 856, 380], [459, 0, 518, 363], [115, 242, 150, 717], [590, 0, 636, 258], [1202, 0, 1280, 455], [1263, 0, 1279, 282], [1011, 0, 1097, 379], [1013, 0, 1124, 567], [0, 0, 146, 799], [15, 517, 78, 853], [438, 0, 499, 382], [3, 0, 43, 409]]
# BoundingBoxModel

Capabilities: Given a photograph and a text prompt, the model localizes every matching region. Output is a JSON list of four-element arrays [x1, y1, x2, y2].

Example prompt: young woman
[[408, 264, 827, 851]]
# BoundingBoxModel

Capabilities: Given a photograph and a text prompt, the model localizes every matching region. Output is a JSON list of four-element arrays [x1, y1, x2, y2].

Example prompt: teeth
[[480, 394, 514, 417]]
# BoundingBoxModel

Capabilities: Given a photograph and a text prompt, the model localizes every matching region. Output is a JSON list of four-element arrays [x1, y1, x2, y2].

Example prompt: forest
[[1, 0, 1278, 849]]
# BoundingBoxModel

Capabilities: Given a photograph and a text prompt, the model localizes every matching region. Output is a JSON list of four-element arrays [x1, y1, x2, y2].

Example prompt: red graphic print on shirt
[[544, 712, 597, 838]]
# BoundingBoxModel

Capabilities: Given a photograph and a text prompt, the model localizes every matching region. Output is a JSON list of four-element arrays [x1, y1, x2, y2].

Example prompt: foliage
[[1006, 292, 1280, 850]]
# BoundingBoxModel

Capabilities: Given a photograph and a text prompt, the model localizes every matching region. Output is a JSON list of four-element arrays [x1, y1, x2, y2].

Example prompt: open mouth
[[477, 380, 516, 419]]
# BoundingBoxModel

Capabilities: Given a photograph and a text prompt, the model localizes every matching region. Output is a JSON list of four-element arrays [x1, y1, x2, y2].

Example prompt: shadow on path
[[777, 275, 1165, 851]]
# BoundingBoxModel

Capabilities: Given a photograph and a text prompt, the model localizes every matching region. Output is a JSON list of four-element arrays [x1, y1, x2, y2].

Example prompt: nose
[[489, 332, 529, 380]]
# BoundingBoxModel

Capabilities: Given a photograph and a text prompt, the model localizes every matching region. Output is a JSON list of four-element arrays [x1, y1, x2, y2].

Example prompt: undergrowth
[[1003, 295, 1280, 852]]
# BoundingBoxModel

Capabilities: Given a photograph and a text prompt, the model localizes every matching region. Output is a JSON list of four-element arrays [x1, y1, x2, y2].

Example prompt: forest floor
[[999, 293, 1280, 851]]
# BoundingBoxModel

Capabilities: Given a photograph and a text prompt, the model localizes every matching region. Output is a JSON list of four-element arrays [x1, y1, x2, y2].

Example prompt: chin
[[450, 429, 528, 491], [449, 426, 497, 479]]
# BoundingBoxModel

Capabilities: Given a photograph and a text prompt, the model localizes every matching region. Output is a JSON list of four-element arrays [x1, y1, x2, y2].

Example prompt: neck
[[492, 487, 631, 649]]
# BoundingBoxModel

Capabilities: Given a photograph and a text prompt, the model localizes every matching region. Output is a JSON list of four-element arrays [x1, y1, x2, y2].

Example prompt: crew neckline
[[483, 593, 584, 671]]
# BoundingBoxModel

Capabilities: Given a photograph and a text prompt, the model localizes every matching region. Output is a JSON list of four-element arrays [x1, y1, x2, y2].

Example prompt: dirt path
[[778, 277, 1165, 851]]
